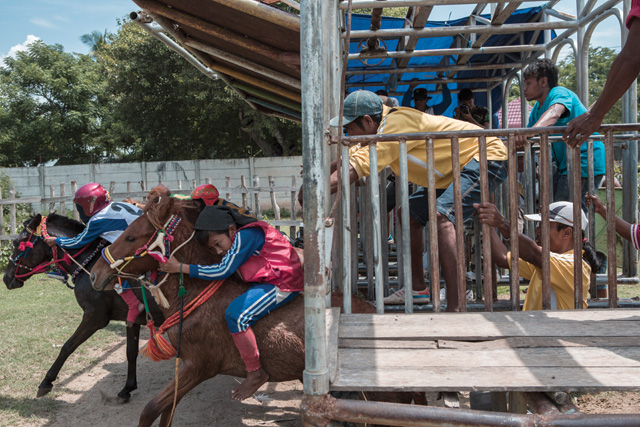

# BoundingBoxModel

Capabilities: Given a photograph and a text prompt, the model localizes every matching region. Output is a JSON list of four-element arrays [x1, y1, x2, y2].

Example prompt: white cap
[[524, 201, 588, 231]]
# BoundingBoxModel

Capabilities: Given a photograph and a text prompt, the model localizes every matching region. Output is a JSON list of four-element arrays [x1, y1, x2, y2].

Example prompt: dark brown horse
[[3, 213, 164, 402], [90, 197, 421, 427]]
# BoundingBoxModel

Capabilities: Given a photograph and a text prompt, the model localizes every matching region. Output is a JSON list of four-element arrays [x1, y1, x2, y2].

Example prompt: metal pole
[[398, 140, 413, 313], [341, 144, 352, 313], [369, 144, 385, 313], [301, 0, 330, 398]]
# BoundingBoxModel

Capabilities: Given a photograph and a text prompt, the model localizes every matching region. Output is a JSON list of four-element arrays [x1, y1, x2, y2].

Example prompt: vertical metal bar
[[524, 144, 535, 238], [380, 169, 390, 295], [587, 139, 597, 299], [426, 138, 441, 312], [540, 133, 551, 310], [350, 184, 358, 293], [395, 173, 404, 292], [508, 134, 520, 311], [451, 136, 466, 312], [572, 140, 584, 309], [364, 180, 374, 298], [479, 136, 493, 311], [341, 144, 352, 313], [605, 130, 618, 308], [301, 0, 329, 398], [369, 144, 384, 314], [398, 139, 413, 313], [290, 176, 297, 240], [566, 143, 574, 203]]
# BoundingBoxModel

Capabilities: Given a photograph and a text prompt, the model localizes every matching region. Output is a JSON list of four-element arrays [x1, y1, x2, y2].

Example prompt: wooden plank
[[338, 347, 640, 369], [340, 339, 438, 349], [341, 310, 640, 325], [438, 336, 640, 349], [326, 308, 341, 383], [340, 320, 640, 340], [330, 367, 640, 392]]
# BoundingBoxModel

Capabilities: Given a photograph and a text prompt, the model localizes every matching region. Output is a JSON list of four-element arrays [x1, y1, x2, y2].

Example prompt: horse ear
[[28, 213, 42, 230]]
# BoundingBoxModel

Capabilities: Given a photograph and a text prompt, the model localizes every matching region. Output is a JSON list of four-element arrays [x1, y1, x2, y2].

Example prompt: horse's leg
[[116, 323, 140, 403], [139, 361, 209, 427], [37, 311, 108, 397]]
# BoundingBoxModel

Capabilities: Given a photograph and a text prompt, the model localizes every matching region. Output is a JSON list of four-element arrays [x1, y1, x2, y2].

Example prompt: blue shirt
[[56, 202, 142, 249], [527, 86, 605, 176], [189, 227, 265, 280]]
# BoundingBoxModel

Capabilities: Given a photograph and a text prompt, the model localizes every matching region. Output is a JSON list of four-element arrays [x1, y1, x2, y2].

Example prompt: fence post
[[71, 181, 79, 221], [9, 187, 16, 236], [49, 184, 55, 213], [225, 177, 231, 202], [109, 181, 116, 196], [253, 175, 263, 219], [60, 183, 66, 217], [290, 176, 297, 239], [205, 177, 211, 185], [39, 164, 46, 215], [177, 179, 182, 190], [0, 187, 5, 238], [191, 179, 196, 190], [127, 181, 132, 193], [140, 181, 146, 192], [269, 176, 281, 231], [241, 176, 248, 209]]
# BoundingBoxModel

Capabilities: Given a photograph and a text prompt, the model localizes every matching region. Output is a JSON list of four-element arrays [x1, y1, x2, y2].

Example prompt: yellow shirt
[[507, 250, 591, 311], [349, 106, 508, 188]]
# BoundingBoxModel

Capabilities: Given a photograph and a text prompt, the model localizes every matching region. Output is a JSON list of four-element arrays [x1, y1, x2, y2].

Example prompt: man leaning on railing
[[303, 90, 508, 312]]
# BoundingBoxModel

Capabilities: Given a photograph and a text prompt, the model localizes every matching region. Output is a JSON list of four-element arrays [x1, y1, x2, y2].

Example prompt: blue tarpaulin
[[346, 6, 556, 120]]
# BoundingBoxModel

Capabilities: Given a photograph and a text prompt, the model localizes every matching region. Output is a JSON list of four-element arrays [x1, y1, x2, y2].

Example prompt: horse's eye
[[125, 236, 136, 242]]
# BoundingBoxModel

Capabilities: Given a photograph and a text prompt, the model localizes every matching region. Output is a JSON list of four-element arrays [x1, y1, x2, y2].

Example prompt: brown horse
[[90, 196, 421, 426]]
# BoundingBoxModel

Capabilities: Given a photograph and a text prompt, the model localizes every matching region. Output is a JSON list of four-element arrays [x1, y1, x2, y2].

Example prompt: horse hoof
[[115, 395, 130, 404], [36, 387, 52, 398]]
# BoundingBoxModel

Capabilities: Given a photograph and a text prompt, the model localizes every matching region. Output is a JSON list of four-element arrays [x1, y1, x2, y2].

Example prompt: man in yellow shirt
[[474, 201, 602, 310], [326, 90, 508, 312]]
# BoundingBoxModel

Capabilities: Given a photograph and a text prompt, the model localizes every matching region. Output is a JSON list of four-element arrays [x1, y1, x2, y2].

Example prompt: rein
[[12, 216, 101, 288]]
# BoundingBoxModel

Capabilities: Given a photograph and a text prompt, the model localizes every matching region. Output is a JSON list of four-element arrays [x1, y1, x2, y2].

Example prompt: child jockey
[[45, 183, 144, 327], [159, 205, 303, 400]]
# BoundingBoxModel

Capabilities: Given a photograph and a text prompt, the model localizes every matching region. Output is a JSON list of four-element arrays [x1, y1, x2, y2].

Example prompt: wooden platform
[[327, 308, 640, 392]]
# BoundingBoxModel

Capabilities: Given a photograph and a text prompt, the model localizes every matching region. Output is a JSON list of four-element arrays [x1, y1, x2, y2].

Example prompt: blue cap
[[330, 90, 383, 127]]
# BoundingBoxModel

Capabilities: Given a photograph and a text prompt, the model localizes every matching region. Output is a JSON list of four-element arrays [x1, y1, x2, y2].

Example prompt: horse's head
[[90, 196, 197, 291], [4, 214, 52, 289], [143, 185, 172, 212]]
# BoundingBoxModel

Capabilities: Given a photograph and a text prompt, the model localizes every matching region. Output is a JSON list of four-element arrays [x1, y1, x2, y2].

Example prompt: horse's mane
[[31, 213, 85, 237]]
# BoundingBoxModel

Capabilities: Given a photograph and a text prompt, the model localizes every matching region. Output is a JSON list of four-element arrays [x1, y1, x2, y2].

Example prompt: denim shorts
[[408, 159, 508, 226]]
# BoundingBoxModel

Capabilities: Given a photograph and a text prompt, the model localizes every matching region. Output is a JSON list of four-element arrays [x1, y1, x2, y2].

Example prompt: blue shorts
[[225, 283, 299, 334], [408, 159, 508, 226]]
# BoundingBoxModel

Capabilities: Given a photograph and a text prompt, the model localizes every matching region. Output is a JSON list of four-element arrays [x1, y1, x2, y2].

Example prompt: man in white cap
[[303, 90, 508, 311], [474, 201, 602, 310]]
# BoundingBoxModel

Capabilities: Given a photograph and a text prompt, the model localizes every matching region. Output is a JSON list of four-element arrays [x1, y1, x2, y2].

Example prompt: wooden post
[[509, 391, 528, 414], [109, 181, 116, 195], [140, 181, 147, 192], [49, 184, 55, 213], [127, 182, 132, 193], [253, 175, 262, 219], [290, 176, 297, 239], [269, 176, 281, 231], [225, 177, 231, 202], [60, 183, 66, 217], [241, 176, 248, 209], [205, 177, 211, 184], [71, 181, 79, 220], [177, 179, 182, 190], [191, 178, 197, 189], [9, 187, 16, 236], [0, 187, 5, 238]]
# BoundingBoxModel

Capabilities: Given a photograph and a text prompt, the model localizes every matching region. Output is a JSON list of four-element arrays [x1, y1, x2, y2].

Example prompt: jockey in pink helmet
[[45, 183, 144, 327]]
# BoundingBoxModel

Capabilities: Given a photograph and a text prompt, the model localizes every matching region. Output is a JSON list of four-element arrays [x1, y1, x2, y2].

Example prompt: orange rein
[[140, 279, 225, 361]]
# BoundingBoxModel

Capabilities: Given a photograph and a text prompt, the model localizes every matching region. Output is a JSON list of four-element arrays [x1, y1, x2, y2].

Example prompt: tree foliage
[[0, 41, 107, 166]]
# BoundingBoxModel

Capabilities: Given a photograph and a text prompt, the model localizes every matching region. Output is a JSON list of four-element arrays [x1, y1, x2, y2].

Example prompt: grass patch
[[0, 276, 126, 426]]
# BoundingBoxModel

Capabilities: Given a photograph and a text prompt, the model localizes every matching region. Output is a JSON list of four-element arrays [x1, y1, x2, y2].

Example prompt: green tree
[[80, 29, 109, 57], [0, 41, 107, 166], [96, 20, 301, 161]]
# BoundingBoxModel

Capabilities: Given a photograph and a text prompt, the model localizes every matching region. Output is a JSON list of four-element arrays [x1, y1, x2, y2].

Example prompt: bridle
[[100, 213, 195, 308], [101, 214, 183, 276], [11, 216, 103, 286]]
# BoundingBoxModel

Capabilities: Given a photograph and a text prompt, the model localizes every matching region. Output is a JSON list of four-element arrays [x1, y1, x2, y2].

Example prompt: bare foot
[[231, 368, 269, 401]]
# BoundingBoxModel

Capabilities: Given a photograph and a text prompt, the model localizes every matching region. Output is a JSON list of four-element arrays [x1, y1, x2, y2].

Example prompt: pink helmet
[[191, 184, 219, 206], [74, 183, 111, 217]]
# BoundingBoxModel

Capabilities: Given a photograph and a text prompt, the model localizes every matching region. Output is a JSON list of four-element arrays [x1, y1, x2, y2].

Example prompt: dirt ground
[[38, 334, 640, 427]]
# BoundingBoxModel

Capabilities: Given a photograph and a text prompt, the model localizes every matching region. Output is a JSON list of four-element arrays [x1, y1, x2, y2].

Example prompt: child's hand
[[44, 237, 57, 247], [159, 256, 183, 274], [585, 193, 606, 216]]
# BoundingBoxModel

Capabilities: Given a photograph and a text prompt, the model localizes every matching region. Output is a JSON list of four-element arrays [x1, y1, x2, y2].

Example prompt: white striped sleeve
[[631, 224, 640, 250]]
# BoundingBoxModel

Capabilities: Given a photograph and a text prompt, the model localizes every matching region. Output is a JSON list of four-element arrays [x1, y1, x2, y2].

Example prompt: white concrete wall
[[1, 156, 302, 213]]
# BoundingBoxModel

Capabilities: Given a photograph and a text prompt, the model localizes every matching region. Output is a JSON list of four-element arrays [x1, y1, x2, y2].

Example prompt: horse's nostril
[[90, 272, 96, 285]]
